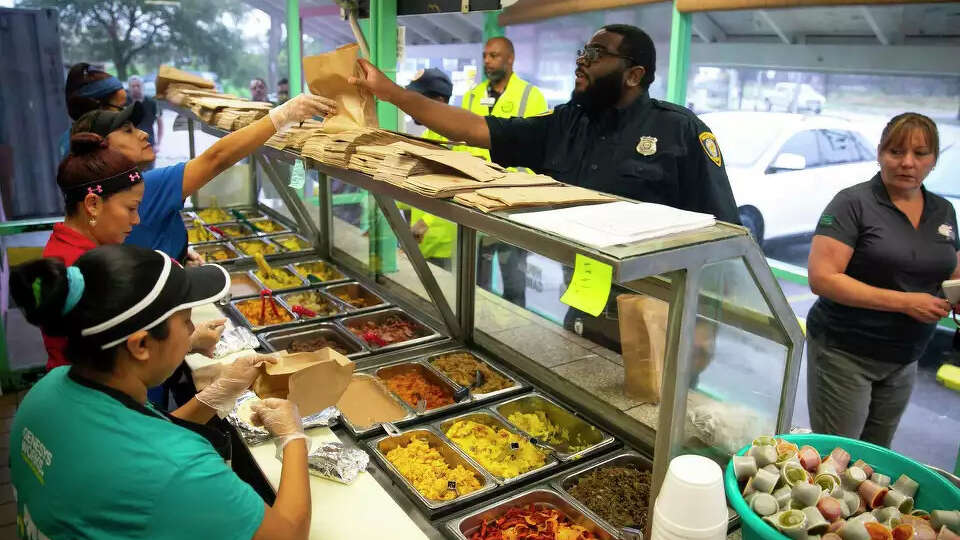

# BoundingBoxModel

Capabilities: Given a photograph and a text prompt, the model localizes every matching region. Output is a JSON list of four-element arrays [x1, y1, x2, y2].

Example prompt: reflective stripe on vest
[[517, 83, 534, 117]]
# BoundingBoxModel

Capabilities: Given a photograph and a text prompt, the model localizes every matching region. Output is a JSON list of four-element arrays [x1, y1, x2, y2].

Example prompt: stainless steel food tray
[[267, 232, 313, 254], [247, 217, 291, 235], [233, 237, 286, 260], [337, 307, 441, 354], [370, 360, 470, 418], [259, 321, 367, 358], [289, 260, 350, 286], [336, 373, 418, 438], [208, 221, 260, 241], [445, 487, 618, 540], [552, 450, 653, 539], [325, 282, 389, 313], [248, 265, 308, 293], [492, 392, 617, 462], [192, 241, 244, 264], [367, 427, 497, 516], [229, 296, 299, 332], [278, 289, 348, 322], [434, 410, 559, 486], [423, 349, 525, 402]]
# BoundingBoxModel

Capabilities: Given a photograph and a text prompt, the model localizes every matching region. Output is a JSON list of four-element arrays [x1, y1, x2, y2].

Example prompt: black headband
[[63, 167, 144, 206]]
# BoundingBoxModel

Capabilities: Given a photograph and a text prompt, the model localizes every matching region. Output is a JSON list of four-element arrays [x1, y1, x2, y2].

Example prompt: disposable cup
[[652, 455, 728, 539]]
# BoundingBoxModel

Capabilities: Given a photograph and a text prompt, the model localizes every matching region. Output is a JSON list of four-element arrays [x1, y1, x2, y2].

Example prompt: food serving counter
[[166, 100, 804, 539]]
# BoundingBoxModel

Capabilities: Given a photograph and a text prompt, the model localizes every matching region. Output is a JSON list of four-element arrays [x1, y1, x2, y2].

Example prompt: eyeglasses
[[576, 45, 637, 66]]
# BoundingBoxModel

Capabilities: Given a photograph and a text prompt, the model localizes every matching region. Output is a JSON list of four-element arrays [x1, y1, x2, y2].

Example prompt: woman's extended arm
[[181, 94, 336, 199]]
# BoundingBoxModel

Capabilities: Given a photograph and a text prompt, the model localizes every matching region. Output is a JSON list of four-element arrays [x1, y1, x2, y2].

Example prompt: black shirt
[[807, 174, 960, 364], [485, 92, 740, 223]]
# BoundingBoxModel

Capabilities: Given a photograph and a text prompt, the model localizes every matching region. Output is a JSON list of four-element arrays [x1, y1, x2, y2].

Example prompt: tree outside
[[17, 0, 286, 97]]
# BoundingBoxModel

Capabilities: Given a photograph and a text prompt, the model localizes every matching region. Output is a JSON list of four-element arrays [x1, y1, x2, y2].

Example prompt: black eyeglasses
[[576, 45, 637, 66]]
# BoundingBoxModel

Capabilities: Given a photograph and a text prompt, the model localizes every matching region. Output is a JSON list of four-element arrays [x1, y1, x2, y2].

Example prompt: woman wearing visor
[[43, 134, 223, 374], [58, 63, 129, 158], [68, 91, 336, 262], [10, 245, 311, 539]]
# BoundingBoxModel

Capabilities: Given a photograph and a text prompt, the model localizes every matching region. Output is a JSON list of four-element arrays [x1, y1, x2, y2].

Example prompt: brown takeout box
[[253, 348, 355, 417]]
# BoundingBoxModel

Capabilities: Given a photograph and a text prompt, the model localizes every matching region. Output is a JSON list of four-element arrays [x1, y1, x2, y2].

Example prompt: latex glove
[[184, 248, 203, 267], [190, 318, 227, 358], [196, 354, 277, 417], [268, 92, 338, 132], [250, 398, 309, 452]]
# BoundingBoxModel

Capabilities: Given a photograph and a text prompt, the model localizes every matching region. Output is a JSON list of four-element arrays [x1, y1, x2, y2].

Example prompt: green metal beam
[[665, 4, 692, 106], [287, 0, 302, 97], [483, 11, 504, 41], [370, 0, 399, 131]]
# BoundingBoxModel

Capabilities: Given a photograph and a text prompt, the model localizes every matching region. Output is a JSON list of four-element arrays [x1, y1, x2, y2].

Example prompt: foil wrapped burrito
[[228, 392, 339, 445], [214, 327, 261, 358], [296, 442, 369, 485]]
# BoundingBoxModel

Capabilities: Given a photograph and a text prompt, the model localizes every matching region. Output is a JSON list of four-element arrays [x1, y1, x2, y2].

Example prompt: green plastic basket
[[725, 434, 960, 540]]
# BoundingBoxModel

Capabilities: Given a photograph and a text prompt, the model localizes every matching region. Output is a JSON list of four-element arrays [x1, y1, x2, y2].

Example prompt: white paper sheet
[[507, 201, 715, 248]]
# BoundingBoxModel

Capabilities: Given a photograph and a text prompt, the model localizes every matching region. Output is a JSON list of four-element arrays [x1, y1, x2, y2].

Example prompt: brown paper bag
[[253, 349, 355, 416], [303, 43, 379, 133], [618, 294, 669, 404]]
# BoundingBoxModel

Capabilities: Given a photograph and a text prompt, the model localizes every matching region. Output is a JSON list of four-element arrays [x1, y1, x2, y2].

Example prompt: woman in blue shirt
[[69, 93, 336, 261], [9, 245, 312, 539]]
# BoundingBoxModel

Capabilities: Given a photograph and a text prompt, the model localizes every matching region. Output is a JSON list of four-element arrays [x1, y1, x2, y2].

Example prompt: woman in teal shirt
[[9, 245, 312, 539]]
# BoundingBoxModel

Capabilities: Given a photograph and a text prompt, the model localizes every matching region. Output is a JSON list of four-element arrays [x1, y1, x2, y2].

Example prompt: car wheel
[[764, 98, 773, 112], [739, 205, 765, 245], [811, 102, 822, 114]]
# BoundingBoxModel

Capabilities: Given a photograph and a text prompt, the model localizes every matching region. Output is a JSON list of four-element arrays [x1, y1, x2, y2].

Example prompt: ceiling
[[243, 1, 960, 51]]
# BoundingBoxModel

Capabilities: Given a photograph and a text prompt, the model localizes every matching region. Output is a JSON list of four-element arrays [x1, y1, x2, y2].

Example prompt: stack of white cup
[[651, 455, 728, 540]]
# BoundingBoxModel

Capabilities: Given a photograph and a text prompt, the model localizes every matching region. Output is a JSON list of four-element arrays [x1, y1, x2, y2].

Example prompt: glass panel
[[683, 258, 790, 459], [374, 202, 458, 322], [257, 160, 295, 221], [330, 179, 371, 269]]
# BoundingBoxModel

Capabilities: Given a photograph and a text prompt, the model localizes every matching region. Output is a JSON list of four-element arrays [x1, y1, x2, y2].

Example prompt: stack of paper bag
[[304, 43, 378, 132], [454, 185, 615, 212], [386, 142, 505, 182], [264, 120, 326, 150], [402, 172, 558, 198], [156, 65, 215, 98], [253, 348, 355, 417]]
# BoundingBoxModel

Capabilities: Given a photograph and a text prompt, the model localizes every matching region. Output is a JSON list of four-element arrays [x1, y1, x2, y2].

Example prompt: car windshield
[[924, 144, 960, 196], [701, 114, 787, 167]]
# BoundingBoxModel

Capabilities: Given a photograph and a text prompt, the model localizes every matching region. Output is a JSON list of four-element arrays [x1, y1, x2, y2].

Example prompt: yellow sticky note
[[560, 254, 613, 317]]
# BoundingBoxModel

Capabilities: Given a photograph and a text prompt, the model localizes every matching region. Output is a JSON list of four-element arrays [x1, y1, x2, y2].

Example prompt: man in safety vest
[[462, 37, 548, 306], [400, 68, 458, 270]]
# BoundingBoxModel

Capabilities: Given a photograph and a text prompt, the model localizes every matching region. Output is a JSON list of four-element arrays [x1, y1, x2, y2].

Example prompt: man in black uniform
[[350, 24, 739, 348], [350, 23, 739, 222]]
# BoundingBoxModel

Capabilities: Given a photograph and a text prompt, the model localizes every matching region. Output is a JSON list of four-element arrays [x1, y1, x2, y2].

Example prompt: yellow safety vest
[[453, 73, 548, 161]]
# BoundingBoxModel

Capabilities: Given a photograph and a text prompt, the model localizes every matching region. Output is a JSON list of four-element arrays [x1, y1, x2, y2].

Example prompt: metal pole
[[373, 194, 463, 341], [317, 170, 333, 260], [456, 225, 478, 341], [370, 0, 399, 130], [484, 11, 504, 40], [187, 117, 198, 207], [666, 3, 692, 106], [287, 0, 303, 97], [650, 264, 702, 531]]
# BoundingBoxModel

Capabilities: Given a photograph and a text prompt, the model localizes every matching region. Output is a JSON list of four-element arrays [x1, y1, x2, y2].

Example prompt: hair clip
[[87, 185, 103, 195], [128, 171, 141, 182]]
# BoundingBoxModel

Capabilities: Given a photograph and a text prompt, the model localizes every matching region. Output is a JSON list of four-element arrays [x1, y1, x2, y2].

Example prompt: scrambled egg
[[445, 419, 546, 479], [385, 437, 482, 500], [507, 410, 590, 452]]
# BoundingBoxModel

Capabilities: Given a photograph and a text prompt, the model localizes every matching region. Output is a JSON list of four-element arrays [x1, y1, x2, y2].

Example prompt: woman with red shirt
[[43, 133, 222, 371]]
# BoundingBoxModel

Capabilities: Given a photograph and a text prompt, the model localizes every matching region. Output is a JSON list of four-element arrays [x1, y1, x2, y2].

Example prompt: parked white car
[[924, 143, 960, 216], [762, 83, 826, 114], [701, 112, 878, 243]]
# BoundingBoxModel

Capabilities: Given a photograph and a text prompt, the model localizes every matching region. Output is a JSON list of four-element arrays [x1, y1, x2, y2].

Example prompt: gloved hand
[[190, 318, 227, 358], [268, 92, 338, 132], [196, 354, 277, 417], [250, 398, 310, 452]]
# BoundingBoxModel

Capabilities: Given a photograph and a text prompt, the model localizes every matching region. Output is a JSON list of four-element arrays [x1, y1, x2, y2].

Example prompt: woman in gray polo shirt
[[806, 112, 959, 447]]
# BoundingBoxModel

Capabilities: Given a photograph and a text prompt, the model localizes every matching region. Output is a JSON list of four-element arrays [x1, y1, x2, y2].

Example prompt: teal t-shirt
[[10, 367, 265, 539]]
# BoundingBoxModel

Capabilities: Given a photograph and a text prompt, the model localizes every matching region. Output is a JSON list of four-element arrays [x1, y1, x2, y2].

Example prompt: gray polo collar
[[870, 172, 934, 222]]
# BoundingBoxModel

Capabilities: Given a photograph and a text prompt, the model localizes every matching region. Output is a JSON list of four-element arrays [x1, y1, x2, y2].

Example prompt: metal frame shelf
[[165, 100, 805, 507]]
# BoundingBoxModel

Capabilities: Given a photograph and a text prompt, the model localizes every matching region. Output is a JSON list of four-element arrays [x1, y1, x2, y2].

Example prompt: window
[[852, 132, 876, 162], [819, 130, 863, 165], [773, 130, 822, 170]]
